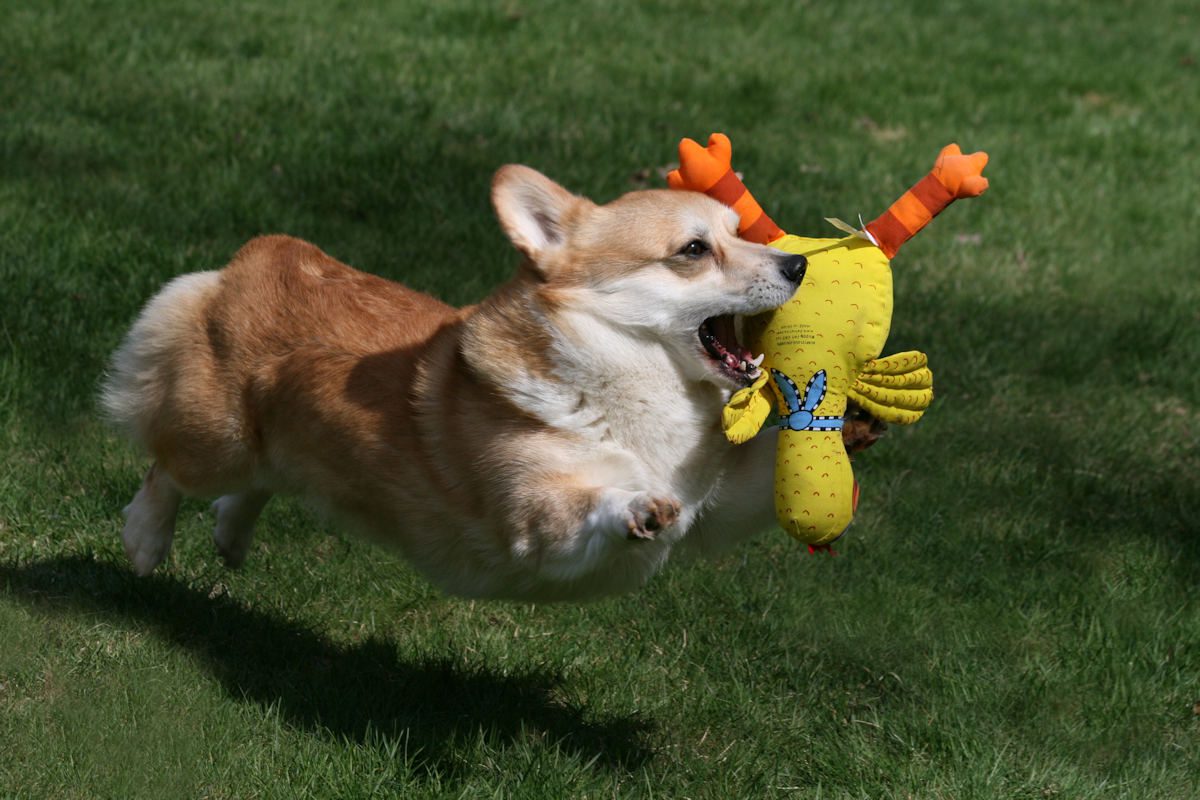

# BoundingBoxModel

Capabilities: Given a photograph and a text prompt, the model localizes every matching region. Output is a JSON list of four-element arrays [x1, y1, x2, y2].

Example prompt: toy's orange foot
[[933, 143, 989, 198], [807, 543, 838, 556], [666, 133, 732, 192]]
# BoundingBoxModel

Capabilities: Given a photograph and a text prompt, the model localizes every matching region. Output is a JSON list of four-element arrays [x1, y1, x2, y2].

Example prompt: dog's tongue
[[711, 315, 751, 363], [701, 315, 764, 380]]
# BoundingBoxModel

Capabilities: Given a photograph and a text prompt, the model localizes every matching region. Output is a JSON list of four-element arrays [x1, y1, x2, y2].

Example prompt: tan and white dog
[[102, 166, 807, 602]]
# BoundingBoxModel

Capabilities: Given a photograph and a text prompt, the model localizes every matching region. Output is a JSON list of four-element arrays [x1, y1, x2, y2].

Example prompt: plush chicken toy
[[668, 134, 988, 547]]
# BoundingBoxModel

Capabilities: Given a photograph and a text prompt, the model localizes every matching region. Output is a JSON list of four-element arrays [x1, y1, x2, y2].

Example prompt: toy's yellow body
[[722, 234, 932, 545], [669, 134, 987, 546]]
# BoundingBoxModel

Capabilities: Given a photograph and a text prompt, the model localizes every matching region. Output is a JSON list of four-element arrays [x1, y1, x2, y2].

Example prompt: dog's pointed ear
[[491, 165, 587, 263]]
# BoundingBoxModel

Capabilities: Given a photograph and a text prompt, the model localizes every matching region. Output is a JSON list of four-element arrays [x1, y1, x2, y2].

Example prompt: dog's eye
[[679, 240, 709, 258]]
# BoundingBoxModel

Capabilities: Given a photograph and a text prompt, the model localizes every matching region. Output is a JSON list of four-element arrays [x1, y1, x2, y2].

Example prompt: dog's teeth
[[749, 353, 765, 368], [737, 360, 747, 372]]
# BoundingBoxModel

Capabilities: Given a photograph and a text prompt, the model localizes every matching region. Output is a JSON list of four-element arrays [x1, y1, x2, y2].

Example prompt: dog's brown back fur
[[143, 235, 455, 492]]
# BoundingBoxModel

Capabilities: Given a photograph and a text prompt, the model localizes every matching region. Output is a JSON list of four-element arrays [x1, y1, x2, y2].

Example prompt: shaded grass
[[0, 557, 654, 774], [2, 0, 1199, 797]]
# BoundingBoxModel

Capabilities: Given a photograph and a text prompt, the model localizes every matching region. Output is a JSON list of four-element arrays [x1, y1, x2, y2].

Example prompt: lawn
[[1, 0, 1198, 797]]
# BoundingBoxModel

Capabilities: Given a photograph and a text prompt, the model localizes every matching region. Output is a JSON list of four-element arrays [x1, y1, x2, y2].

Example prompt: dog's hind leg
[[122, 463, 182, 575], [211, 491, 272, 568]]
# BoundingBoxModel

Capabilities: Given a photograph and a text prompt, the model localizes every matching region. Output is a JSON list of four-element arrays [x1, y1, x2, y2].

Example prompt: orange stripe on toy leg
[[886, 190, 934, 236], [706, 170, 748, 206], [741, 212, 785, 245], [731, 192, 770, 228], [698, 168, 784, 244], [864, 211, 910, 259], [909, 173, 955, 217]]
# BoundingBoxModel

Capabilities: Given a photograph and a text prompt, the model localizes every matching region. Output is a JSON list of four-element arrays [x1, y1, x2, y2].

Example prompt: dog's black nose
[[779, 254, 807, 284]]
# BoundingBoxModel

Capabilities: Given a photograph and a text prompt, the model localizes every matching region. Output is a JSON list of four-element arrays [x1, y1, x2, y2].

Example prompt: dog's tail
[[100, 270, 223, 451]]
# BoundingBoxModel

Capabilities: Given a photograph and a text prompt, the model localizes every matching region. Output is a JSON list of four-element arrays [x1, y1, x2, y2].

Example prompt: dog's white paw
[[212, 501, 250, 568], [624, 493, 681, 541], [211, 492, 270, 568], [121, 498, 175, 576]]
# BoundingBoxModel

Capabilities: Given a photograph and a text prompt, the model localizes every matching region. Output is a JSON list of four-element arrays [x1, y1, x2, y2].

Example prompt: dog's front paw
[[625, 494, 681, 541]]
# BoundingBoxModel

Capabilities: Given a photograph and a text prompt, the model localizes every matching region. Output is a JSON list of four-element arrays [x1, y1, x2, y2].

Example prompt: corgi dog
[[101, 165, 806, 602]]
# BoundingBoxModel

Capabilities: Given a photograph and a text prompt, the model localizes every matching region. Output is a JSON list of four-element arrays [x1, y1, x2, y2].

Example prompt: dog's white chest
[[553, 371, 729, 508]]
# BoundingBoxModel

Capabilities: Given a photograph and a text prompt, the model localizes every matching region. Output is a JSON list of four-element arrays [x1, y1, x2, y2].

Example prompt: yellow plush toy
[[668, 134, 989, 547]]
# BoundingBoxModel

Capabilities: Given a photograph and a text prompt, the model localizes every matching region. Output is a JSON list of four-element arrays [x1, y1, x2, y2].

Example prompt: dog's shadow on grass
[[0, 556, 653, 778]]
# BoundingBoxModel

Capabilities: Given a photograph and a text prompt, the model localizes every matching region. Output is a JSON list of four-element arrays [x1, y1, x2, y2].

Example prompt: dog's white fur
[[102, 166, 803, 601]]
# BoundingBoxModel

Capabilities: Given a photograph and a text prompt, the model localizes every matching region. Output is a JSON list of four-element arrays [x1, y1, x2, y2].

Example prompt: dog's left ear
[[491, 165, 587, 264]]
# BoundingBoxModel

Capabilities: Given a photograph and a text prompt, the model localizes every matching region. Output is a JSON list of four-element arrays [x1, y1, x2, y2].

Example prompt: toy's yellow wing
[[849, 351, 934, 425]]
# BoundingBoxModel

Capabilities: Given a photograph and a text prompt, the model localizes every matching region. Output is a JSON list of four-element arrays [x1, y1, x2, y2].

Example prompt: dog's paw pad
[[626, 494, 681, 541]]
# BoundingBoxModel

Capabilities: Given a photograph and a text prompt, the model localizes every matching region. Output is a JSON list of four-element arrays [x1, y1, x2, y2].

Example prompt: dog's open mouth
[[699, 315, 764, 386]]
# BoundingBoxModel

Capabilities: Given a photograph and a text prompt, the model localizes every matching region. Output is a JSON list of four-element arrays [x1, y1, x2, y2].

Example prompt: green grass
[[2, 0, 1198, 797]]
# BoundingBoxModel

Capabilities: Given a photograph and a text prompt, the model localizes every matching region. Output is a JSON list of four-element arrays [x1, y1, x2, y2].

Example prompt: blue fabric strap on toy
[[770, 369, 844, 432]]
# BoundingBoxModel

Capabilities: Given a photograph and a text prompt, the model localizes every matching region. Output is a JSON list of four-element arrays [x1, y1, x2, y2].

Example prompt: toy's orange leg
[[865, 143, 989, 258], [667, 133, 786, 245]]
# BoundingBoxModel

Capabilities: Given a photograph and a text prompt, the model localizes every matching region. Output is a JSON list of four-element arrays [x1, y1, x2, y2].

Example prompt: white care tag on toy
[[825, 216, 879, 246]]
